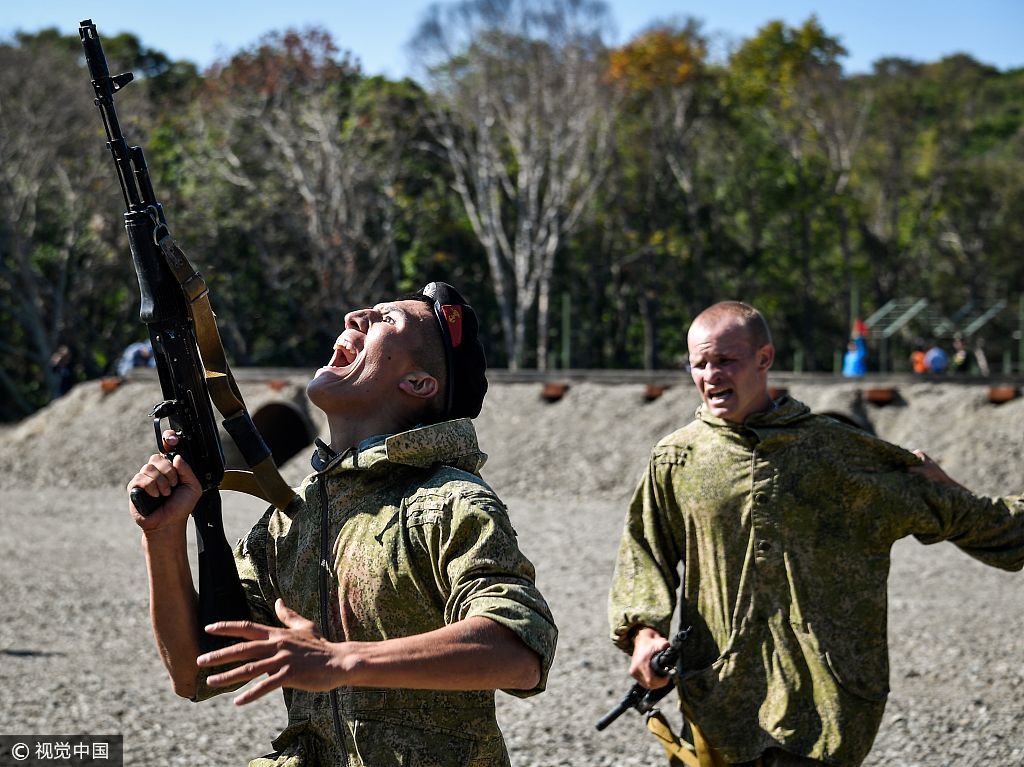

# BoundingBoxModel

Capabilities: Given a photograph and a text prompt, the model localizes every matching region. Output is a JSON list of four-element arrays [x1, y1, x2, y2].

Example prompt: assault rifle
[[80, 20, 295, 651], [596, 627, 690, 731]]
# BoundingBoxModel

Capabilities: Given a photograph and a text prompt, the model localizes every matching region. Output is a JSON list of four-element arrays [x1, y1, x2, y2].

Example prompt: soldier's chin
[[306, 368, 347, 407]]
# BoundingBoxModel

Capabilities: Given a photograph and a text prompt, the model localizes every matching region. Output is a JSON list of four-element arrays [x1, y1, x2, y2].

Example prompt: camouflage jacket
[[199, 419, 557, 767], [608, 396, 1024, 766]]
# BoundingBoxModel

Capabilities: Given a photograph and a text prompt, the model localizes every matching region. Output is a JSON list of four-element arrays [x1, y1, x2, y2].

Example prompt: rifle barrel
[[79, 19, 141, 210]]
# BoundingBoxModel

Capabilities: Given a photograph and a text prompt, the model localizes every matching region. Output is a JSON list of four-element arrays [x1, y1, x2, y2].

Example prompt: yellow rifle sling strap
[[157, 233, 297, 511], [646, 709, 730, 767], [220, 468, 273, 503], [689, 719, 729, 767], [646, 711, 701, 767]]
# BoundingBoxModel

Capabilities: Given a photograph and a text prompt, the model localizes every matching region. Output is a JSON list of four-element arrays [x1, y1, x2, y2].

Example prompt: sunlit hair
[[691, 301, 772, 350]]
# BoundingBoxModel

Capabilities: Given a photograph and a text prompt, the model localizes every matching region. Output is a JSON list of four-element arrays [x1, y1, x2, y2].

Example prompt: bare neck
[[323, 406, 418, 453]]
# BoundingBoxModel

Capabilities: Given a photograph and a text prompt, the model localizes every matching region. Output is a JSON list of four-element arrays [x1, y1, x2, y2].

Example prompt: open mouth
[[706, 386, 734, 405], [315, 333, 361, 378]]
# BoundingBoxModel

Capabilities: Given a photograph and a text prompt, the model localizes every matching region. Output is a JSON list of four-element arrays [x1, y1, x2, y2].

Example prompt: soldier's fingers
[[171, 454, 201, 494], [196, 630, 274, 667], [645, 673, 672, 689], [147, 451, 176, 470], [203, 620, 275, 640], [632, 662, 664, 687], [196, 639, 271, 671], [232, 667, 288, 706], [274, 599, 317, 632], [145, 452, 179, 480], [629, 653, 654, 682], [205, 656, 281, 688], [161, 429, 180, 453], [129, 464, 176, 498], [144, 464, 178, 496]]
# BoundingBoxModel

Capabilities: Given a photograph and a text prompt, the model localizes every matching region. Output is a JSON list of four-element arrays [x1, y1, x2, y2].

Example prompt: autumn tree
[[601, 19, 714, 368]]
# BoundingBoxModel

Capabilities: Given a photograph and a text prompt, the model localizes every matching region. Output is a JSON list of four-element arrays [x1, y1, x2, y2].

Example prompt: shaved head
[[690, 301, 772, 351]]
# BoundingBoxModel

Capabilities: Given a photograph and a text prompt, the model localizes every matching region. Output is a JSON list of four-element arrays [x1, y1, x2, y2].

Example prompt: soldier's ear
[[399, 370, 440, 401], [757, 344, 775, 371]]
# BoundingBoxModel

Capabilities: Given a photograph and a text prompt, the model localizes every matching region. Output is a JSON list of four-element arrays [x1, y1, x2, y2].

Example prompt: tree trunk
[[640, 288, 658, 370], [536, 278, 550, 372]]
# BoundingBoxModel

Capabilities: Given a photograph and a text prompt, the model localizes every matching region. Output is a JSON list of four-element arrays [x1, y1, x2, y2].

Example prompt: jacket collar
[[696, 394, 812, 430], [310, 418, 487, 475]]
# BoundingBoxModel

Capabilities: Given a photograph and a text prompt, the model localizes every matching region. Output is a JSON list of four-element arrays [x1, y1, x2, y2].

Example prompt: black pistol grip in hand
[[130, 486, 163, 516], [595, 626, 691, 730]]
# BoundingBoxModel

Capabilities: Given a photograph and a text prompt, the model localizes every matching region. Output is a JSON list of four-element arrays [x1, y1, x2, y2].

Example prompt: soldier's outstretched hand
[[198, 599, 351, 705]]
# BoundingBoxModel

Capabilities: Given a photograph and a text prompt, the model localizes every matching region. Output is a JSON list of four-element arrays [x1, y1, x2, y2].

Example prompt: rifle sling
[[646, 711, 701, 767], [645, 708, 729, 767], [157, 233, 297, 511]]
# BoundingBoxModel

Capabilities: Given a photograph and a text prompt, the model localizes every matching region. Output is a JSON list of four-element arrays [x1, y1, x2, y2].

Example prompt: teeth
[[328, 335, 358, 367], [334, 337, 357, 354]]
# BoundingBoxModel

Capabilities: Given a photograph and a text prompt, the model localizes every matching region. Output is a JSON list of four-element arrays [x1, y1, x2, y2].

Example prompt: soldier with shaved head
[[608, 300, 1024, 766]]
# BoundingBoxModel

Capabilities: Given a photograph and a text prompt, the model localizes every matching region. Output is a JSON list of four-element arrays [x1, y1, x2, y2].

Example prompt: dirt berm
[[1, 372, 1021, 765]]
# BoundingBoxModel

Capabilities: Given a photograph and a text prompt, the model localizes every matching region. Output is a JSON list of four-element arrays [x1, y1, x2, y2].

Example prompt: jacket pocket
[[790, 619, 889, 703], [352, 716, 475, 767], [244, 719, 311, 766], [823, 648, 889, 702]]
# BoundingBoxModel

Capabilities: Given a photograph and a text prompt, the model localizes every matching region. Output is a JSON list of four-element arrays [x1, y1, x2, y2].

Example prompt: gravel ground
[[1, 376, 1022, 765]]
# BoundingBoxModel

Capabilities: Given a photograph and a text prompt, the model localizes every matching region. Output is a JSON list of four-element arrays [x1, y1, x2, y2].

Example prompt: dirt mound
[[0, 375, 320, 493], [2, 375, 1021, 499]]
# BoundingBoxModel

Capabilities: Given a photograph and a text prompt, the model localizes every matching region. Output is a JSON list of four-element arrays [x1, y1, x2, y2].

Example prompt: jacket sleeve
[[607, 451, 686, 652], [869, 448, 1024, 571], [433, 488, 558, 698], [904, 477, 1024, 570]]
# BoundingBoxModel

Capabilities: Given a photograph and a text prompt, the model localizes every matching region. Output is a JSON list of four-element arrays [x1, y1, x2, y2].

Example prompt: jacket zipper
[[318, 476, 348, 757]]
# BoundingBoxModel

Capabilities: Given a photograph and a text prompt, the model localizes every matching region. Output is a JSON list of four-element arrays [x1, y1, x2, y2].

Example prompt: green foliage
[[3, 14, 1024, 420]]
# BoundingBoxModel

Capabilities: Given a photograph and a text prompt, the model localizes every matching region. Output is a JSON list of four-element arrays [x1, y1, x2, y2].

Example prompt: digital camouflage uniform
[[198, 418, 557, 767], [609, 396, 1024, 766]]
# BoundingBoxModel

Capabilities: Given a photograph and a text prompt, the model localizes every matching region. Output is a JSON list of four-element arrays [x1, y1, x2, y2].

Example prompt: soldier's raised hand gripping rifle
[[80, 20, 297, 652]]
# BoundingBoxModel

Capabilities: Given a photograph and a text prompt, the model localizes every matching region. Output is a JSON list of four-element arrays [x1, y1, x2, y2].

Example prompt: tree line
[[2, 0, 1023, 421]]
